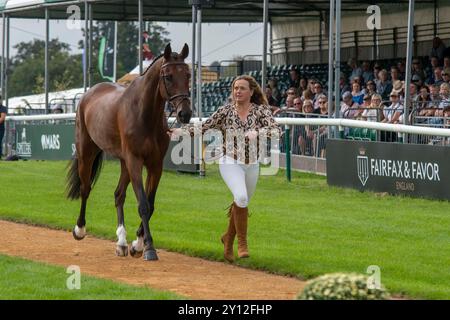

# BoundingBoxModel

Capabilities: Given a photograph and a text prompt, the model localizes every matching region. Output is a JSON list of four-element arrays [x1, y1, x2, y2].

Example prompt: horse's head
[[160, 43, 192, 124]]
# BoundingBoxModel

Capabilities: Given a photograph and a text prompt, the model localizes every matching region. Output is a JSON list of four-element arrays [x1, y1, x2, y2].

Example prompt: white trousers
[[219, 156, 260, 208]]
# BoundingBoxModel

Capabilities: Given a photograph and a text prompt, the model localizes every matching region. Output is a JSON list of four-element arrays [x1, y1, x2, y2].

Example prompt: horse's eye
[[164, 75, 173, 81]]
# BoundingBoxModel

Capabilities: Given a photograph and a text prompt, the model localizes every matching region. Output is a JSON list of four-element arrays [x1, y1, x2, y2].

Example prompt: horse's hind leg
[[73, 144, 101, 240], [114, 160, 130, 257]]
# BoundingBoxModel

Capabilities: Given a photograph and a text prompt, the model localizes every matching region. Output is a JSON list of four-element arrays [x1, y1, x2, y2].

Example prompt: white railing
[[6, 114, 450, 137]]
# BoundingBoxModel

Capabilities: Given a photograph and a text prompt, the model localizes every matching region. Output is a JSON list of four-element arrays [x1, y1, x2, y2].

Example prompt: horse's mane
[[140, 53, 164, 77]]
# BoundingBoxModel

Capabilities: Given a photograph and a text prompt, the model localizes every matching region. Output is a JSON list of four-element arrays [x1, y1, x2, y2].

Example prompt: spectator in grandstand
[[373, 63, 382, 82], [391, 80, 404, 99], [427, 67, 444, 86], [390, 66, 402, 83], [376, 69, 392, 101], [347, 58, 362, 83], [429, 84, 441, 107], [265, 86, 279, 108], [0, 95, 6, 158], [312, 83, 325, 110], [355, 94, 372, 119], [409, 83, 419, 101], [428, 83, 450, 127], [444, 106, 450, 129], [382, 91, 404, 124], [351, 82, 364, 105], [430, 55, 441, 70], [380, 90, 403, 141], [444, 56, 450, 70], [412, 58, 426, 84], [51, 104, 64, 114], [430, 37, 446, 63], [299, 76, 308, 93], [298, 99, 316, 156], [292, 97, 303, 112], [361, 61, 374, 84], [442, 67, 450, 84], [315, 101, 329, 158], [313, 93, 326, 112], [301, 89, 314, 102], [267, 78, 282, 104], [308, 79, 317, 92], [341, 91, 359, 119], [366, 80, 377, 96], [339, 72, 351, 97], [417, 86, 433, 117], [361, 93, 382, 122], [397, 61, 406, 80], [288, 68, 301, 89]]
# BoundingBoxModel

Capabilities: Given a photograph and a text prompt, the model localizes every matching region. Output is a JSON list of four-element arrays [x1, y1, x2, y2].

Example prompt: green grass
[[0, 254, 183, 299], [0, 160, 449, 299]]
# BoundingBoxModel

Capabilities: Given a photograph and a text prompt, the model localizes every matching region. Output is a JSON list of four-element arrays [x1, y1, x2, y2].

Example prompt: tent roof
[[0, 0, 435, 23]]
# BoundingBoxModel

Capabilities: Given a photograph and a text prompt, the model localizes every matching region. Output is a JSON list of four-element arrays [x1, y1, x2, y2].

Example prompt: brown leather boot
[[221, 203, 236, 262], [234, 204, 249, 258]]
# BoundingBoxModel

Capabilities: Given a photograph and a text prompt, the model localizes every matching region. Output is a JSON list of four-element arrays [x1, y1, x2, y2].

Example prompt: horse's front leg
[[127, 157, 158, 261]]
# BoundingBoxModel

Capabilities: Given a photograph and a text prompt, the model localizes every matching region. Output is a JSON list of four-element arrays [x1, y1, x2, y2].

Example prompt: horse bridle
[[160, 61, 190, 128]]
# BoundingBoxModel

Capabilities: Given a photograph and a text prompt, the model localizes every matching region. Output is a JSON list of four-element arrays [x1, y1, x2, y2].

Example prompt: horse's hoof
[[143, 249, 158, 261], [72, 227, 85, 241], [115, 245, 128, 257], [129, 245, 143, 258]]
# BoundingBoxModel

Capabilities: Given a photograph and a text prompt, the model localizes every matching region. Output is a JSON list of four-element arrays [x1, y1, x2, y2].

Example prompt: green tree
[[8, 39, 83, 97]]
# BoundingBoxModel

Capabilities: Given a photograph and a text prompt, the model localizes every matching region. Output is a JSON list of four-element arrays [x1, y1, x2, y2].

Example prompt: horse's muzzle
[[178, 109, 192, 124]]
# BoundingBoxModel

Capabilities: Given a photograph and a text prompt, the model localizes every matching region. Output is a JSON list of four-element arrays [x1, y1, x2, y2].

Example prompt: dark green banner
[[326, 139, 450, 201], [16, 123, 76, 160]]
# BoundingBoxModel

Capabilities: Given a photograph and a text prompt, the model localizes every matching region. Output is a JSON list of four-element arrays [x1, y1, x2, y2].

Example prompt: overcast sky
[[3, 18, 264, 67]]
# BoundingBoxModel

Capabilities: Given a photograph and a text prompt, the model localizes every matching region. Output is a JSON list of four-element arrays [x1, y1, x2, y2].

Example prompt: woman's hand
[[167, 128, 184, 140]]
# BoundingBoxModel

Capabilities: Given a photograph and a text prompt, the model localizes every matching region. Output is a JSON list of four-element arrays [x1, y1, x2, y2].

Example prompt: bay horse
[[66, 43, 191, 261]]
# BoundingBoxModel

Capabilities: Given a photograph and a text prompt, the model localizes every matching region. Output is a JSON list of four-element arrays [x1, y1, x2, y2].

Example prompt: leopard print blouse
[[192, 103, 281, 164]]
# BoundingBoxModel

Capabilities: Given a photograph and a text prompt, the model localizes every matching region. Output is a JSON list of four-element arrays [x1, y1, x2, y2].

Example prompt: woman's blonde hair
[[231, 75, 268, 106], [370, 93, 382, 108]]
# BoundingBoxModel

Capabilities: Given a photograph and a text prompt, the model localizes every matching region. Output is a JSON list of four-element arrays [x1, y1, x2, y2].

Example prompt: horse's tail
[[66, 151, 104, 200]]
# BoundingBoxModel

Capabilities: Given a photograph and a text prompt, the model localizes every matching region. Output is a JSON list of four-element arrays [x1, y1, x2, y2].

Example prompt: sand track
[[0, 220, 305, 300]]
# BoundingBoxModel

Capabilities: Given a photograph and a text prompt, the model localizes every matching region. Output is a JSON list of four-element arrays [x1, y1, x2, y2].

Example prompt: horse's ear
[[164, 43, 172, 60], [179, 43, 189, 60]]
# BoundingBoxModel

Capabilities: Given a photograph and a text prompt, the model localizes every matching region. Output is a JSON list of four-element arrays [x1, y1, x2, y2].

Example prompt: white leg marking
[[132, 237, 144, 252], [74, 225, 86, 238], [116, 225, 127, 247]]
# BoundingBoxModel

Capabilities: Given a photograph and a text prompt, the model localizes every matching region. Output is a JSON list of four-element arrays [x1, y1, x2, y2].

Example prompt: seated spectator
[[382, 91, 404, 124], [285, 87, 299, 99], [444, 56, 450, 70], [361, 61, 374, 84], [339, 72, 351, 97], [442, 67, 450, 84], [409, 83, 419, 101], [313, 93, 326, 112], [430, 37, 446, 63], [299, 76, 308, 93], [390, 66, 402, 82], [292, 97, 303, 112], [392, 80, 405, 100], [265, 86, 280, 108], [289, 68, 300, 89], [417, 85, 432, 114], [373, 63, 382, 82], [312, 83, 325, 110], [347, 58, 362, 83], [365, 80, 377, 96], [380, 90, 403, 142], [429, 82, 450, 127], [302, 89, 314, 102], [268, 78, 282, 102], [341, 91, 359, 118], [355, 94, 372, 119], [298, 100, 316, 156], [411, 74, 424, 88], [430, 55, 441, 70], [427, 67, 444, 86], [412, 58, 426, 84], [376, 69, 392, 101], [361, 93, 382, 122], [315, 95, 327, 115], [351, 82, 364, 105], [397, 61, 406, 80], [308, 79, 317, 92]]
